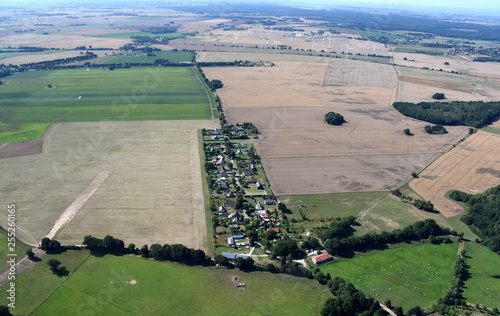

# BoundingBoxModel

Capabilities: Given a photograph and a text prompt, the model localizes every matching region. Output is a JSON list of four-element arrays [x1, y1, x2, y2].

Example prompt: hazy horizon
[[1, 0, 499, 16]]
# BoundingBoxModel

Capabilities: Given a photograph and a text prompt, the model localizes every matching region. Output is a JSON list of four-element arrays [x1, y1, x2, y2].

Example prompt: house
[[264, 199, 276, 205], [267, 227, 280, 233], [218, 206, 227, 214], [246, 179, 257, 184], [256, 182, 264, 190], [232, 232, 245, 239], [221, 252, 249, 260], [223, 201, 236, 208], [227, 237, 235, 247], [255, 202, 263, 210], [243, 170, 251, 177], [311, 253, 334, 264]]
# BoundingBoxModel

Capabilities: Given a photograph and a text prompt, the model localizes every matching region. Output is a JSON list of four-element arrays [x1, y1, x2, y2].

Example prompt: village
[[202, 123, 333, 267]]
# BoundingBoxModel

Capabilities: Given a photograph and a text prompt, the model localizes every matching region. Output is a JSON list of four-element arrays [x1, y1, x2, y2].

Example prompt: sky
[[2, 0, 500, 15]]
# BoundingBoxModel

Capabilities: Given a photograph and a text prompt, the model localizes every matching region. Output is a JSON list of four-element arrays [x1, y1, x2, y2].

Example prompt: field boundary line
[[46, 170, 111, 241], [191, 66, 216, 119]]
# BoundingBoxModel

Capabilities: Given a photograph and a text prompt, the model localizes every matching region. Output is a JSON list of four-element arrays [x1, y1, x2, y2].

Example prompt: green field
[[0, 228, 32, 272], [280, 191, 386, 221], [321, 243, 457, 311], [463, 242, 500, 308], [93, 51, 194, 64], [2, 250, 331, 315], [356, 195, 430, 234], [0, 123, 50, 142], [0, 67, 211, 140]]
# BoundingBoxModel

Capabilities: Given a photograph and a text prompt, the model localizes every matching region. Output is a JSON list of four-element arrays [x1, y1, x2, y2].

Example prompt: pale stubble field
[[0, 120, 217, 249]]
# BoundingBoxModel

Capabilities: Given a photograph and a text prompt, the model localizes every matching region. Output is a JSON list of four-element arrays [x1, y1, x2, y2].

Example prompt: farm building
[[311, 254, 334, 264], [221, 252, 249, 260], [227, 237, 235, 247], [232, 232, 245, 239]]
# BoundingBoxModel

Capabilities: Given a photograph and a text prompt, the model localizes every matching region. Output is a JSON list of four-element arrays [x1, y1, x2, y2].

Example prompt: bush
[[432, 93, 446, 100], [325, 112, 346, 125]]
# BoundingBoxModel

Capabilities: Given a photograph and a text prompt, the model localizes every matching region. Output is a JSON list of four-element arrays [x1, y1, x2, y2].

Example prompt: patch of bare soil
[[0, 139, 43, 158]]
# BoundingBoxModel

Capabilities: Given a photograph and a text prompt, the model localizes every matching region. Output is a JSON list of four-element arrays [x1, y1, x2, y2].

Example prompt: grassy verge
[[192, 66, 218, 119], [198, 129, 216, 257], [320, 242, 458, 311]]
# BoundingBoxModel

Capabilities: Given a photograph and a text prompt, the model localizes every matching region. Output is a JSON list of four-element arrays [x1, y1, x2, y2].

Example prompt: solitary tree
[[432, 92, 446, 100], [0, 305, 13, 316], [47, 259, 61, 273], [325, 112, 347, 125], [404, 128, 413, 136], [26, 249, 36, 261]]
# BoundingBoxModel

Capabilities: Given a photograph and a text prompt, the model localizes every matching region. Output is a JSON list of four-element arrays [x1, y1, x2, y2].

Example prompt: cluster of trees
[[18, 52, 98, 70], [82, 235, 125, 254], [325, 112, 347, 125], [393, 101, 500, 128], [440, 253, 469, 306], [208, 79, 223, 90], [391, 189, 437, 213], [46, 259, 68, 277], [143, 243, 211, 265], [321, 276, 386, 316], [432, 93, 446, 100], [0, 46, 46, 53], [139, 26, 178, 34], [425, 125, 448, 134], [39, 237, 62, 253], [130, 35, 180, 46], [322, 219, 453, 256], [450, 185, 500, 253], [473, 57, 500, 63], [271, 238, 305, 259]]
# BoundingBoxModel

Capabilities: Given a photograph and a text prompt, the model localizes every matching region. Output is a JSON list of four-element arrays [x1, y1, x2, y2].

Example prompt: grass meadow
[[280, 192, 386, 221], [93, 51, 194, 64], [320, 243, 458, 311], [0, 228, 32, 272], [0, 67, 211, 141], [463, 242, 500, 308], [2, 250, 331, 315]]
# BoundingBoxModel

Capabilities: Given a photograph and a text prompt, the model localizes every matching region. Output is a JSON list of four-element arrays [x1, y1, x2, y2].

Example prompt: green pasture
[[94, 51, 194, 64], [0, 123, 50, 142], [463, 242, 500, 308], [0, 67, 211, 141], [321, 242, 458, 311], [280, 191, 386, 221], [2, 250, 331, 315], [0, 228, 32, 272]]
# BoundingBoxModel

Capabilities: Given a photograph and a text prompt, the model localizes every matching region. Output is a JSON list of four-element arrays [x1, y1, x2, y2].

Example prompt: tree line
[[450, 185, 500, 253], [393, 101, 500, 128], [321, 218, 454, 256], [17, 52, 98, 70]]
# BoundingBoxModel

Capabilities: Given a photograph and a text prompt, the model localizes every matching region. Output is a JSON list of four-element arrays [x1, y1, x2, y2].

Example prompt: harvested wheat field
[[410, 131, 500, 217], [323, 58, 397, 87], [203, 60, 397, 109], [0, 120, 217, 249], [0, 50, 100, 66], [206, 59, 469, 195], [225, 106, 467, 195]]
